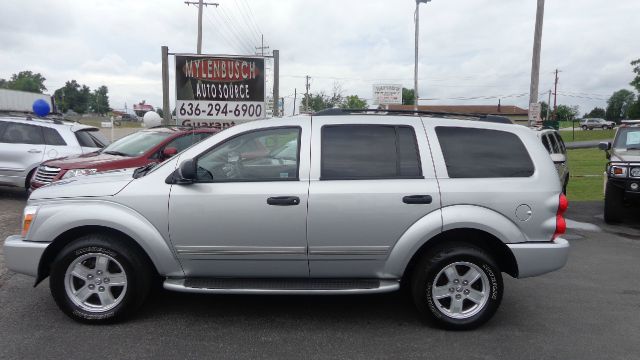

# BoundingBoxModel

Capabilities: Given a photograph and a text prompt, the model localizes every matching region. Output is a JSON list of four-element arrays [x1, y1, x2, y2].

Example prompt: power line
[[217, 4, 258, 53], [239, 0, 263, 40], [203, 10, 236, 52]]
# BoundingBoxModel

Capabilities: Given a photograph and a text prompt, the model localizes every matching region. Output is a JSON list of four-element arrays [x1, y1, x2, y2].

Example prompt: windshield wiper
[[103, 150, 130, 156], [133, 162, 158, 179]]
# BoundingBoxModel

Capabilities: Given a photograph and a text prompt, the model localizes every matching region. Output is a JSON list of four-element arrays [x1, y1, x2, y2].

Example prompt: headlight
[[21, 205, 38, 237], [610, 166, 627, 178], [61, 168, 98, 179], [631, 168, 640, 178]]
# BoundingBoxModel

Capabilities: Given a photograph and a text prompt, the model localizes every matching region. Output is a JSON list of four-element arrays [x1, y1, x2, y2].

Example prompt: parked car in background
[[5, 113, 569, 330], [580, 118, 615, 130], [533, 128, 570, 194], [598, 124, 640, 223], [0, 115, 107, 190], [30, 126, 220, 190]]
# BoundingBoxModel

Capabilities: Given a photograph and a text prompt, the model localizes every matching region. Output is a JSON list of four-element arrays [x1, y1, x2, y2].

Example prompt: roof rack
[[313, 108, 513, 124]]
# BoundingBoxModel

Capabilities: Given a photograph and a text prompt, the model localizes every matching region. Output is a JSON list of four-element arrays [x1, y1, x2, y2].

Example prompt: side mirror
[[550, 153, 566, 164], [162, 147, 178, 158], [177, 159, 197, 182], [598, 142, 611, 151]]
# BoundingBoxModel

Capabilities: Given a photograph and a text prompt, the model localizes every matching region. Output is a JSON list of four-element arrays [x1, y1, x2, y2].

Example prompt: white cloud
[[0, 0, 638, 114]]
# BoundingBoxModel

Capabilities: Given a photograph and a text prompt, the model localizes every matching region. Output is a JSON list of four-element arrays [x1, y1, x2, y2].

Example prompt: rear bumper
[[508, 237, 570, 278], [3, 235, 49, 278]]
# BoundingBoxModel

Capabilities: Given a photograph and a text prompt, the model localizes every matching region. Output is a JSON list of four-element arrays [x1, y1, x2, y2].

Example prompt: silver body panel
[[5, 115, 569, 292]]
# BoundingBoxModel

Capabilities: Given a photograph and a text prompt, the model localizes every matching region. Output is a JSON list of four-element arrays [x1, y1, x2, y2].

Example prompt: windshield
[[613, 128, 640, 150], [102, 131, 173, 157]]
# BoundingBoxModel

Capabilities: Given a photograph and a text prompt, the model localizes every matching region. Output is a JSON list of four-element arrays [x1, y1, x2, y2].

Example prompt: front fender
[[29, 200, 183, 277]]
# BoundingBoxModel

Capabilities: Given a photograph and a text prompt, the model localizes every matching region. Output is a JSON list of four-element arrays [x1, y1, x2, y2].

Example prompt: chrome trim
[[163, 278, 400, 295], [308, 246, 390, 256], [175, 246, 307, 256]]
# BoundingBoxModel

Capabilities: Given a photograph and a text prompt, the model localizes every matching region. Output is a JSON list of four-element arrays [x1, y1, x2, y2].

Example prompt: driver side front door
[[168, 124, 310, 278]]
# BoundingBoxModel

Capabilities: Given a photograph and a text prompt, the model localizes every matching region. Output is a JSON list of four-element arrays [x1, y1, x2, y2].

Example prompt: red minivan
[[30, 126, 220, 190]]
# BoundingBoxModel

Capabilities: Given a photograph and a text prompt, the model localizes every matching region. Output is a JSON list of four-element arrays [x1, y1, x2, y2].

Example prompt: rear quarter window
[[435, 126, 534, 178]]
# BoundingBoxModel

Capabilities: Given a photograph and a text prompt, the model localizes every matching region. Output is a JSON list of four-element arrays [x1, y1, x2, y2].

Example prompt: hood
[[30, 169, 135, 200], [43, 152, 144, 170], [611, 149, 640, 162]]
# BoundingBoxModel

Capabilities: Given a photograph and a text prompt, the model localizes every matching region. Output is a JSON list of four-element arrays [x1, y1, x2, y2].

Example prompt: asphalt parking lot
[[0, 187, 639, 360]]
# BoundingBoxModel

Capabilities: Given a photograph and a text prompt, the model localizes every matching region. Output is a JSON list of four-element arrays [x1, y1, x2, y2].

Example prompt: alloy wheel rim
[[64, 253, 128, 313], [431, 261, 490, 319]]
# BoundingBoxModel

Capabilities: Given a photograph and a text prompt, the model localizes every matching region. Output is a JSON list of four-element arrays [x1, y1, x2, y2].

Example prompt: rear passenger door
[[307, 116, 441, 278], [0, 121, 46, 186]]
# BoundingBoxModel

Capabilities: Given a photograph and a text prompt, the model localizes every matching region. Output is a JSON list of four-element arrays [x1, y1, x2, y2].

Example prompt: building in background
[[133, 101, 155, 118]]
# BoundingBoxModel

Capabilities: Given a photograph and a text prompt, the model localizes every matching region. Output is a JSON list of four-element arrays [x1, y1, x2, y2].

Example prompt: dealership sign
[[373, 84, 402, 105], [175, 54, 265, 128]]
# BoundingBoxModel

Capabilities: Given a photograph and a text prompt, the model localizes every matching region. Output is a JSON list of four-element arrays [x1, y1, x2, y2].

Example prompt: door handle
[[267, 196, 300, 206], [403, 195, 433, 204], [28, 149, 42, 154]]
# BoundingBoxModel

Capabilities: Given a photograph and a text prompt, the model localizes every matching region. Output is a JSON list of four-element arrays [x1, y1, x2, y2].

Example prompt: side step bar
[[164, 278, 400, 295]]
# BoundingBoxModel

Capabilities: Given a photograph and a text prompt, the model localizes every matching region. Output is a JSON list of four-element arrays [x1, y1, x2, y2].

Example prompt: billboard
[[373, 84, 402, 105], [175, 54, 265, 128]]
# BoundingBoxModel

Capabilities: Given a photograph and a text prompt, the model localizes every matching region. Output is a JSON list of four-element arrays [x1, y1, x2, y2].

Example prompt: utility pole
[[184, 1, 219, 54], [305, 76, 311, 113], [292, 88, 297, 116], [161, 46, 171, 125], [273, 50, 279, 117], [553, 69, 559, 120], [255, 34, 270, 56], [546, 89, 552, 121], [528, 0, 545, 126], [414, 0, 432, 111]]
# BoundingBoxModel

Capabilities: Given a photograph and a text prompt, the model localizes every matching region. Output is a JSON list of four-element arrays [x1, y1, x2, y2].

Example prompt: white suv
[[0, 116, 108, 190]]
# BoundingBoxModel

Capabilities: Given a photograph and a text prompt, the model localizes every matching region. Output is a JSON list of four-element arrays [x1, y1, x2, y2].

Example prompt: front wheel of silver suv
[[49, 234, 152, 323], [411, 243, 503, 330]]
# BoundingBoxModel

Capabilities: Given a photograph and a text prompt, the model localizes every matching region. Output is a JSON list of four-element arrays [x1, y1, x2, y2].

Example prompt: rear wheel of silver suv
[[49, 234, 152, 323], [411, 243, 503, 330]]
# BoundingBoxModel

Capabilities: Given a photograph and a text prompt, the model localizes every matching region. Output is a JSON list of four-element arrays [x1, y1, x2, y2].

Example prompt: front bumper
[[3, 235, 49, 277], [508, 237, 570, 278]]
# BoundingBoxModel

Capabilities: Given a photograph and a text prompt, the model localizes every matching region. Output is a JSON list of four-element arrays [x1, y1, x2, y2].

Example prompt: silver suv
[[0, 116, 107, 190], [4, 114, 569, 330], [580, 118, 615, 130]]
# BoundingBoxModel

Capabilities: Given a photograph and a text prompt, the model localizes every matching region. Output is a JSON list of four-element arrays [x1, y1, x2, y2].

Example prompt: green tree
[[300, 92, 330, 113], [540, 101, 549, 120], [5, 71, 47, 93], [53, 80, 92, 114], [631, 58, 640, 93], [606, 89, 636, 122], [89, 85, 110, 115], [555, 104, 579, 121], [0, 78, 7, 88], [155, 107, 164, 118], [585, 107, 606, 118], [627, 101, 640, 119], [341, 95, 367, 109], [402, 88, 415, 105]]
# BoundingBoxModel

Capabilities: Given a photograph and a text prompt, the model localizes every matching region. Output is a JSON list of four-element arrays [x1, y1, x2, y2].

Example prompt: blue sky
[[1, 0, 638, 115]]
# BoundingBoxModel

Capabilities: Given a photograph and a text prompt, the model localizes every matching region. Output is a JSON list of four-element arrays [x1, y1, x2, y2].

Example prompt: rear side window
[[436, 127, 534, 178], [541, 134, 552, 153], [553, 133, 566, 153], [547, 133, 561, 153], [43, 127, 67, 145], [321, 125, 422, 180], [0, 122, 44, 145]]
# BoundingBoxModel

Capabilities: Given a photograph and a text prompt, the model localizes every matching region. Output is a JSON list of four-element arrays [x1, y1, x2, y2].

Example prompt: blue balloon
[[32, 99, 51, 117]]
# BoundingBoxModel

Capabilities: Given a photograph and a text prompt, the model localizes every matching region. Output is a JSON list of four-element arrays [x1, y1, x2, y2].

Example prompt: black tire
[[49, 234, 153, 324], [411, 243, 503, 330], [563, 176, 569, 195], [602, 125, 607, 130], [604, 181, 625, 224], [581, 125, 587, 130], [25, 168, 36, 192]]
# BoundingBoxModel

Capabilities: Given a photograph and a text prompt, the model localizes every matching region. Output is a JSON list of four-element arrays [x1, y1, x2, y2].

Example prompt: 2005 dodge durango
[[4, 113, 570, 330]]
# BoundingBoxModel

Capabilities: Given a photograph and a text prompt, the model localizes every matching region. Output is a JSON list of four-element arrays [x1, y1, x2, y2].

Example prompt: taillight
[[553, 193, 568, 240]]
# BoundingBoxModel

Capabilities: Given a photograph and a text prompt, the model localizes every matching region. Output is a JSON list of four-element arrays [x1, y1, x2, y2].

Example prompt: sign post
[[529, 102, 542, 126], [175, 54, 266, 129]]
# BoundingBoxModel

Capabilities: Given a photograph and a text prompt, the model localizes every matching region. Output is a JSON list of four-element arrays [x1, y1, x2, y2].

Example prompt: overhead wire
[[217, 4, 258, 54]]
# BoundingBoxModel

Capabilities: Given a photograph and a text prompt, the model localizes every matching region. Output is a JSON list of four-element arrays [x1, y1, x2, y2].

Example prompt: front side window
[[0, 122, 44, 145], [321, 125, 422, 180], [196, 127, 300, 182], [436, 126, 534, 178]]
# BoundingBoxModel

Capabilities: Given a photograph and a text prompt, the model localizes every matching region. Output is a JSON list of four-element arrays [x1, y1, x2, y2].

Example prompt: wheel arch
[[399, 228, 519, 288], [36, 225, 158, 285]]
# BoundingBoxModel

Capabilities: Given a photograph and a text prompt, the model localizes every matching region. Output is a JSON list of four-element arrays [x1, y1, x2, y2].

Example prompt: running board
[[163, 278, 400, 295]]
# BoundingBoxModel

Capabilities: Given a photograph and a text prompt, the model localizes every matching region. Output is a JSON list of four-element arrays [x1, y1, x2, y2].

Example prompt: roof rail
[[313, 108, 513, 124], [148, 124, 220, 130]]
